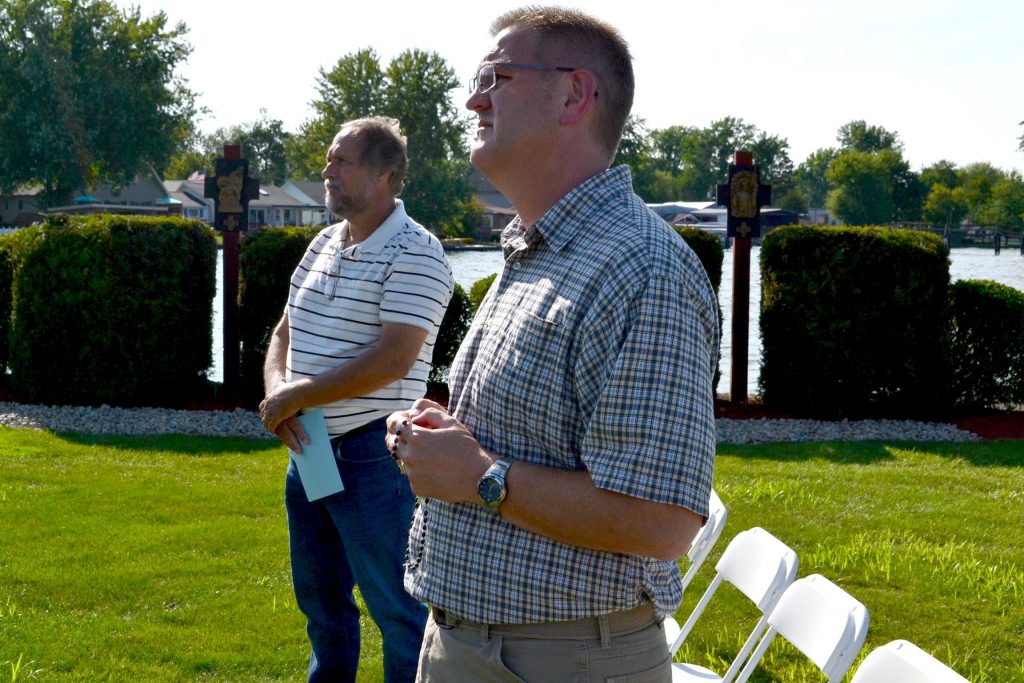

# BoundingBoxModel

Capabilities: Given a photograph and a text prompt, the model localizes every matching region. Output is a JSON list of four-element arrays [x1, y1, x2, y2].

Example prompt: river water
[[213, 246, 1023, 394]]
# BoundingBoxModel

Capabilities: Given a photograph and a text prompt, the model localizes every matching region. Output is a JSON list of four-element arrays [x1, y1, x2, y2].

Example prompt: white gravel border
[[0, 402, 982, 444]]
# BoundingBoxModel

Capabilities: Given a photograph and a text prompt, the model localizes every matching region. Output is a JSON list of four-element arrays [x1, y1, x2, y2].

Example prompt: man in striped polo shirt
[[260, 116, 453, 683], [386, 8, 718, 682]]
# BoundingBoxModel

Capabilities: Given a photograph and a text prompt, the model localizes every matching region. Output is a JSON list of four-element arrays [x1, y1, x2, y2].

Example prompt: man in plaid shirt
[[387, 7, 719, 682]]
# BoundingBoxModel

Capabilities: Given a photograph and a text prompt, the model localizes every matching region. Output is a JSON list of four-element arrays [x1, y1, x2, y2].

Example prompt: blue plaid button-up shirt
[[404, 165, 719, 624]]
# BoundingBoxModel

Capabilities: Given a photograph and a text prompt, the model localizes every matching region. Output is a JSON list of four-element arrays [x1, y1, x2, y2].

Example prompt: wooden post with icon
[[204, 145, 260, 396], [717, 150, 771, 406]]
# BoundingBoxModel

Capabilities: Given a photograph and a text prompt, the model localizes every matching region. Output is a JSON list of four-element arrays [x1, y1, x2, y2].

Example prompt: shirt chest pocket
[[478, 298, 575, 420]]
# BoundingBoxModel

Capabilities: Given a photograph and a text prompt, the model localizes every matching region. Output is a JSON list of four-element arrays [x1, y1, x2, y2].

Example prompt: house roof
[[251, 184, 307, 209], [282, 180, 327, 206]]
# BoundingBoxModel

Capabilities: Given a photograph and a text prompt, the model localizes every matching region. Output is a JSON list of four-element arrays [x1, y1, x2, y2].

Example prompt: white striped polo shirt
[[285, 200, 454, 437]]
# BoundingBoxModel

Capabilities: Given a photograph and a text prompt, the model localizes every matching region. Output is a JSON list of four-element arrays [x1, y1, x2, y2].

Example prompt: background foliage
[[949, 279, 1024, 409], [284, 48, 478, 237], [238, 225, 322, 406], [0, 0, 196, 206], [759, 226, 952, 418], [5, 214, 215, 406]]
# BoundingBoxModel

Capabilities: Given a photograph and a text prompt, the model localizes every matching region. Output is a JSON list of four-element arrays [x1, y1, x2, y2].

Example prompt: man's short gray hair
[[339, 117, 408, 195], [490, 6, 634, 159]]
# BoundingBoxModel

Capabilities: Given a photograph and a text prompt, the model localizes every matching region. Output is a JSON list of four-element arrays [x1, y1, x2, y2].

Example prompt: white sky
[[118, 0, 1024, 174]]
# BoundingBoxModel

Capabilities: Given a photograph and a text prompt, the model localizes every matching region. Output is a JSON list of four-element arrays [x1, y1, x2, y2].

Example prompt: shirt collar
[[342, 199, 408, 255], [530, 165, 634, 254]]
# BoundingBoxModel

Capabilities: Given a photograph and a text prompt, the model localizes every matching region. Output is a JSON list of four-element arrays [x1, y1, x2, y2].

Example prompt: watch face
[[479, 477, 504, 506]]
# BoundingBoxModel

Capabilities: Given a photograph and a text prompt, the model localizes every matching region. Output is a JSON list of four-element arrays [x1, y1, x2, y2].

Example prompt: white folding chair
[[668, 527, 798, 683], [850, 639, 970, 683], [733, 573, 870, 683], [682, 489, 728, 593], [663, 489, 728, 650]]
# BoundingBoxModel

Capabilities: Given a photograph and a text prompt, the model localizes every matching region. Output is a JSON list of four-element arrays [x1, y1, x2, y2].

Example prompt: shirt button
[[512, 262, 521, 271]]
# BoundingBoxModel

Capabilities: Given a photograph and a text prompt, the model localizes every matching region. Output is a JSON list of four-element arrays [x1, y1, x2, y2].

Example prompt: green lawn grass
[[1, 428, 1021, 681]]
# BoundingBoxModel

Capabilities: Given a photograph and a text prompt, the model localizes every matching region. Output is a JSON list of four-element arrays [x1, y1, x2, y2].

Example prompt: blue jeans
[[285, 417, 426, 683]]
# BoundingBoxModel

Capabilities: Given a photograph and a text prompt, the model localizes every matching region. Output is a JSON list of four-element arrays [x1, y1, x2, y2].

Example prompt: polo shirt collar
[[343, 199, 408, 255]]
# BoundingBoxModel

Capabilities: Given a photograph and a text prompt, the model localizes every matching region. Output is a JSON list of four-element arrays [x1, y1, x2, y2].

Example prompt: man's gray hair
[[340, 117, 408, 195]]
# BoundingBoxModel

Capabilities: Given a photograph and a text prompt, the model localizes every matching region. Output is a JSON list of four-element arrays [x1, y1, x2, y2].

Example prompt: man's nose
[[466, 88, 490, 111]]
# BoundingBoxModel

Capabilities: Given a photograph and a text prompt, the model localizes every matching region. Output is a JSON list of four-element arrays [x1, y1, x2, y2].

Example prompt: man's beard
[[325, 184, 372, 219]]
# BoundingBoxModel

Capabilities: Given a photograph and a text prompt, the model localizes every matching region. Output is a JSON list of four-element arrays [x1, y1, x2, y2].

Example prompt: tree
[[0, 0, 196, 206], [204, 110, 291, 185], [825, 149, 898, 224], [959, 162, 1005, 224], [795, 148, 836, 208], [285, 48, 475, 236], [613, 115, 657, 199], [749, 132, 797, 209], [973, 172, 1024, 230], [922, 184, 969, 226], [830, 121, 922, 222], [921, 160, 961, 190], [837, 120, 903, 153]]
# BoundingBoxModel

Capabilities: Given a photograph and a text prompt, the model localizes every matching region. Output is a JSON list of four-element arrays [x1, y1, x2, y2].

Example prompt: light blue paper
[[288, 408, 343, 501]]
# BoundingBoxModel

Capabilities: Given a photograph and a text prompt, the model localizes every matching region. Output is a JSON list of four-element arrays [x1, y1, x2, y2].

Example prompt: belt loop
[[598, 614, 611, 648], [480, 623, 490, 644]]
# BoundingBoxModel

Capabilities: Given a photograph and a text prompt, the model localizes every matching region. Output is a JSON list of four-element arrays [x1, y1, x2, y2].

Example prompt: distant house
[[165, 177, 213, 222], [248, 184, 311, 228], [280, 180, 330, 227], [22, 169, 182, 219], [467, 167, 515, 240], [167, 175, 326, 228], [0, 186, 43, 227]]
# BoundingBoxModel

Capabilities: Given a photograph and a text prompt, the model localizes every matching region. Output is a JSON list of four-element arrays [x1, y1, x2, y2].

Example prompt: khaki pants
[[416, 603, 671, 683]]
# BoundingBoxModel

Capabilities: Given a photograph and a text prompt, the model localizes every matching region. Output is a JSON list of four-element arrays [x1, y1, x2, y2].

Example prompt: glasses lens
[[474, 64, 495, 93]]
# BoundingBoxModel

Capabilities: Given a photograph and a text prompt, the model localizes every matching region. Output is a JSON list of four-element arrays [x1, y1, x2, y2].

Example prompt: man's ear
[[373, 169, 392, 192], [559, 69, 598, 126]]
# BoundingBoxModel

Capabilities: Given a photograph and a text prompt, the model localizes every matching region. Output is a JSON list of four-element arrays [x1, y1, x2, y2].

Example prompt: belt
[[429, 602, 658, 641]]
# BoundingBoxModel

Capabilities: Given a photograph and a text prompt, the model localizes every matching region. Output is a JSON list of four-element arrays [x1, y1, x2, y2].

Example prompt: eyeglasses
[[469, 62, 576, 94]]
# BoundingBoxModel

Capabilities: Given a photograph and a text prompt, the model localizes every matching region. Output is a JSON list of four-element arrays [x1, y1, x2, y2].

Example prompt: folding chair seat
[[732, 573, 870, 683], [667, 527, 798, 683], [850, 639, 969, 683]]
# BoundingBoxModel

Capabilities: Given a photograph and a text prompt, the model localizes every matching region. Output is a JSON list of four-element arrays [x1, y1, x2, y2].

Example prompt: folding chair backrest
[[669, 526, 798, 672], [735, 574, 869, 683], [850, 640, 970, 683], [681, 488, 728, 591]]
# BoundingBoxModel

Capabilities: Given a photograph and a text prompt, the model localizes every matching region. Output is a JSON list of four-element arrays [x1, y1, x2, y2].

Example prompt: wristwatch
[[477, 459, 511, 510]]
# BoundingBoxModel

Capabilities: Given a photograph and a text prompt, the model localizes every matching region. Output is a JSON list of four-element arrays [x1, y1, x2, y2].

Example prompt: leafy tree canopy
[[164, 110, 292, 185], [794, 147, 837, 208], [0, 0, 196, 206], [825, 148, 900, 224], [285, 48, 476, 236], [837, 120, 903, 153], [614, 116, 795, 205]]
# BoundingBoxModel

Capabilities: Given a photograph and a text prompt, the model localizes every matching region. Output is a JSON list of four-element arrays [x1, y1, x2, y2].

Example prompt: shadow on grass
[[719, 439, 1024, 467], [54, 431, 279, 456]]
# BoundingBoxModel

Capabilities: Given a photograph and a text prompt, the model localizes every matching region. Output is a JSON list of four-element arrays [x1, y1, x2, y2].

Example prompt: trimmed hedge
[[238, 226, 322, 405], [7, 215, 216, 406], [468, 273, 497, 314], [950, 279, 1024, 409], [760, 226, 952, 419], [674, 227, 725, 394]]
